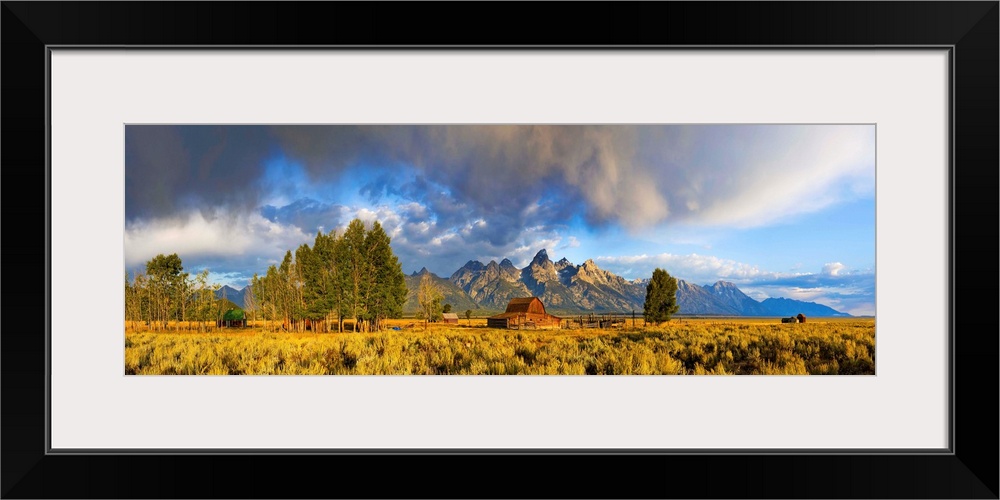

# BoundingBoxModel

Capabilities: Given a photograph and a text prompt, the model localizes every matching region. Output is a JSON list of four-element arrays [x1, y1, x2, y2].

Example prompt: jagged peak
[[582, 258, 599, 268], [532, 249, 550, 262], [499, 258, 515, 268], [461, 259, 485, 270]]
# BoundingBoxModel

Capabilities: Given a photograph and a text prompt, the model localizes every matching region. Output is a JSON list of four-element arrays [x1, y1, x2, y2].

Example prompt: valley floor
[[125, 318, 875, 375]]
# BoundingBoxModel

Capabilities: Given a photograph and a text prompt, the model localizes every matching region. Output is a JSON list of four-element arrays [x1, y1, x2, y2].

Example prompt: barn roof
[[222, 308, 245, 321], [487, 311, 562, 321], [489, 312, 526, 320], [504, 297, 545, 314], [442, 313, 459, 320]]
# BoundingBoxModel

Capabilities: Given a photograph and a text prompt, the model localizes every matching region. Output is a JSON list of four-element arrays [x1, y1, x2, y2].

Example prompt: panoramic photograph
[[124, 124, 875, 375]]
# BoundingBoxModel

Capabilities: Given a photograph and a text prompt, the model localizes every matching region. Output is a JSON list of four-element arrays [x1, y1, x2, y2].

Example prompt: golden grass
[[124, 318, 875, 375]]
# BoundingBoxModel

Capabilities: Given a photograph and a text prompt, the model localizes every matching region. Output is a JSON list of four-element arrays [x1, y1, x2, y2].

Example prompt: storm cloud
[[126, 124, 873, 237], [270, 124, 873, 231], [125, 126, 276, 221]]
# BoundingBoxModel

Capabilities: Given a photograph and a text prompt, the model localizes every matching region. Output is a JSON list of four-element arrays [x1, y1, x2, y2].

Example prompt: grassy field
[[124, 318, 875, 375]]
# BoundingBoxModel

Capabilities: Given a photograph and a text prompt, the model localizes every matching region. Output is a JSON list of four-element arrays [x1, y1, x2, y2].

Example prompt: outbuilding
[[487, 297, 561, 329], [442, 312, 459, 325], [217, 308, 247, 328]]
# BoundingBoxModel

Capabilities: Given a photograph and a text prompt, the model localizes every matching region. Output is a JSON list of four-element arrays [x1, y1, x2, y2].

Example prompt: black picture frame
[[2, 2, 996, 498]]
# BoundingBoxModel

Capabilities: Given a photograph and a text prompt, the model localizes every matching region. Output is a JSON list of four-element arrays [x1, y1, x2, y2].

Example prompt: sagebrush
[[125, 320, 875, 375]]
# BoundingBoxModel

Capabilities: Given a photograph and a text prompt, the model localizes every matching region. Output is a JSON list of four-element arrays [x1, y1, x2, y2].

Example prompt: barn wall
[[486, 318, 509, 329]]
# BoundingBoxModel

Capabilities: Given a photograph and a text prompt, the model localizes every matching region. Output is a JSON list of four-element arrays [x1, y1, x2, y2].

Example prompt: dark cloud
[[127, 124, 873, 247], [125, 125, 274, 221], [270, 125, 657, 232]]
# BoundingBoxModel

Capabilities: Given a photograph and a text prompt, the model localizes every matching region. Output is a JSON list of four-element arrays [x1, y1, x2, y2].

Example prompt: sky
[[124, 125, 876, 315]]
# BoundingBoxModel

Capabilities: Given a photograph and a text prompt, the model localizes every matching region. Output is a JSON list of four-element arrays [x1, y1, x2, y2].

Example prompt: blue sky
[[124, 125, 875, 315]]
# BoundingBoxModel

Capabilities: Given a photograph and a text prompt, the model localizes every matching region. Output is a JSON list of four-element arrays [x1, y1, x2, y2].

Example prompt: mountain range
[[218, 249, 851, 317], [213, 285, 253, 309]]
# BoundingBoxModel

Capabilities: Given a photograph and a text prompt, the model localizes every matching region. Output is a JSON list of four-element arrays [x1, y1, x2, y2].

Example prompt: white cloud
[[641, 125, 875, 228], [125, 209, 311, 271], [594, 252, 875, 315], [559, 236, 581, 249], [595, 252, 786, 283], [822, 262, 846, 276]]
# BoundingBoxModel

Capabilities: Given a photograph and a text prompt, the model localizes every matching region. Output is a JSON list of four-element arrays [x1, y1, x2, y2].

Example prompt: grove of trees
[[643, 268, 680, 325], [125, 218, 409, 333], [125, 254, 231, 332], [250, 219, 408, 333]]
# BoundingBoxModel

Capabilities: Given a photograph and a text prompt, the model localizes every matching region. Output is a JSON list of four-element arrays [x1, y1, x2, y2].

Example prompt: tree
[[125, 271, 140, 331], [417, 273, 443, 330], [145, 253, 185, 331], [312, 230, 341, 333], [339, 219, 368, 331], [192, 269, 214, 332], [643, 268, 680, 325], [442, 303, 452, 314], [363, 221, 408, 332], [465, 309, 473, 325], [243, 275, 259, 329]]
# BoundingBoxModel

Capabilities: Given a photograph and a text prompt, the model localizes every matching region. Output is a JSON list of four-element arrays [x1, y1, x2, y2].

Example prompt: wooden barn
[[796, 313, 807, 323], [217, 308, 247, 328], [442, 312, 459, 325], [487, 297, 561, 330]]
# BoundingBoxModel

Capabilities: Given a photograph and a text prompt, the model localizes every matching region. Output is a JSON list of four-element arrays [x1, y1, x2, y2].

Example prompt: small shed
[[487, 297, 561, 329], [442, 312, 459, 324], [796, 313, 807, 323], [217, 308, 247, 328]]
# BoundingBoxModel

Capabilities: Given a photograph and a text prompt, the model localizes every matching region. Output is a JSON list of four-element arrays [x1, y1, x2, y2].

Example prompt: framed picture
[[3, 2, 996, 498]]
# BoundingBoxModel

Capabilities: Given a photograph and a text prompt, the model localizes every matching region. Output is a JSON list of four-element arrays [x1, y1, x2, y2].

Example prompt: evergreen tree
[[312, 230, 340, 332], [643, 268, 680, 325], [296, 241, 322, 327], [363, 221, 407, 331], [339, 219, 368, 331]]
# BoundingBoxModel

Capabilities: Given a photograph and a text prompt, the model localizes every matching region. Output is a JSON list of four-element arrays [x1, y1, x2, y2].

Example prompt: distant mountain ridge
[[220, 249, 852, 317], [213, 285, 249, 309], [430, 249, 850, 317], [404, 268, 481, 313]]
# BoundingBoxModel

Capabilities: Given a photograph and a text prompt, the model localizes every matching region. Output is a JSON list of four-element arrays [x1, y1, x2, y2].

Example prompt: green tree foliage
[[465, 309, 473, 325], [442, 303, 452, 314], [339, 219, 368, 330], [363, 221, 408, 332], [128, 219, 409, 334], [643, 268, 680, 325], [126, 259, 228, 333], [144, 253, 188, 330], [247, 219, 408, 333]]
